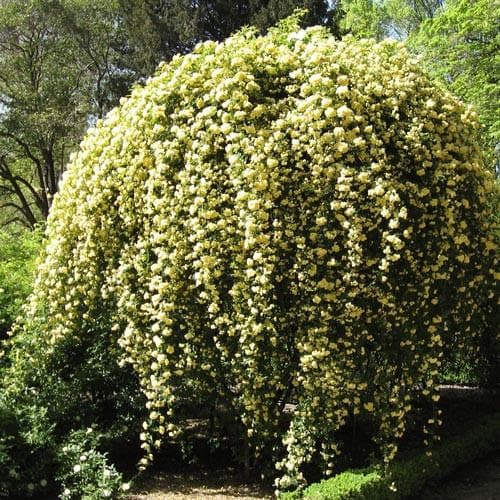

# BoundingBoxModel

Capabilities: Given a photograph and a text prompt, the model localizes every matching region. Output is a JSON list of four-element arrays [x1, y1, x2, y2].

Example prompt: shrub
[[0, 309, 144, 497], [0, 228, 42, 340], [0, 395, 57, 498], [6, 12, 498, 491], [57, 428, 129, 500], [283, 411, 500, 499]]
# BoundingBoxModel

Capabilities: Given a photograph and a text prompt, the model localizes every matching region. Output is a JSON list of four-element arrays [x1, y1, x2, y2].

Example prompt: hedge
[[282, 411, 500, 499]]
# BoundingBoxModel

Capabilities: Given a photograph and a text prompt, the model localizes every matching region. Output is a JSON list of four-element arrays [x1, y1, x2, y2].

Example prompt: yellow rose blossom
[[12, 15, 498, 492]]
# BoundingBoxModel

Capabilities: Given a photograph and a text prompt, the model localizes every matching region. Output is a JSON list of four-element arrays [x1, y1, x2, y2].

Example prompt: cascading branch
[[26, 15, 498, 490]]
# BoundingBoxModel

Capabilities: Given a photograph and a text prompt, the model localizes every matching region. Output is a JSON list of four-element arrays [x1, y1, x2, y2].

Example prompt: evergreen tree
[[119, 0, 340, 76]]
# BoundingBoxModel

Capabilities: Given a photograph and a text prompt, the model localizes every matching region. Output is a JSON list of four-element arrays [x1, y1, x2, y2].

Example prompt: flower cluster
[[26, 17, 498, 489], [57, 428, 127, 499]]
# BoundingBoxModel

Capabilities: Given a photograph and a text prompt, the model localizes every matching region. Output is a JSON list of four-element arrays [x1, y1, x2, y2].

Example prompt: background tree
[[48, 0, 134, 119], [409, 0, 499, 157], [119, 0, 339, 77], [0, 0, 86, 226], [0, 0, 132, 228], [340, 0, 444, 40], [383, 0, 444, 38], [340, 0, 387, 39], [250, 0, 337, 34]]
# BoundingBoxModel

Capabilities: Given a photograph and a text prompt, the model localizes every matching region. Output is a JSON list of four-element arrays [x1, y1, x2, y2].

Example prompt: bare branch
[[0, 155, 38, 226], [0, 130, 42, 168], [1, 216, 31, 228], [0, 201, 25, 212], [0, 184, 17, 196]]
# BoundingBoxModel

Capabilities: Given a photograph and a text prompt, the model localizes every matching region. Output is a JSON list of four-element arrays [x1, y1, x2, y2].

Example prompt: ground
[[419, 451, 500, 500], [126, 386, 500, 499], [127, 452, 500, 499], [127, 470, 273, 499]]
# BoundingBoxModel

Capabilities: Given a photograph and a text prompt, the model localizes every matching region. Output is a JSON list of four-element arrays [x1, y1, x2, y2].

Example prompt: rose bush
[[8, 14, 498, 491]]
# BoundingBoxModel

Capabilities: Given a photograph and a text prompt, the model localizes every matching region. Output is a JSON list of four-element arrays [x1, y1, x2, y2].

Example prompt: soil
[[126, 470, 273, 499]]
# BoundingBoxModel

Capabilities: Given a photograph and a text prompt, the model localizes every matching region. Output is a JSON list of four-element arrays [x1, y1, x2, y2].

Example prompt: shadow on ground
[[127, 470, 273, 499], [415, 451, 500, 500]]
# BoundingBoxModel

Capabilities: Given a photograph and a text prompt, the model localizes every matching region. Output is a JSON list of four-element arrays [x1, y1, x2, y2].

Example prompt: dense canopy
[[24, 18, 498, 489]]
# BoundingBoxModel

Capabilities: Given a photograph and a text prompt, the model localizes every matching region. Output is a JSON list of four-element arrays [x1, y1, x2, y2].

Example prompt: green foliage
[[3, 306, 144, 437], [340, 0, 444, 40], [57, 428, 128, 500], [409, 0, 500, 152], [0, 395, 57, 498], [283, 411, 500, 499], [0, 229, 41, 338], [0, 395, 132, 498], [385, 0, 444, 37], [0, 298, 144, 497], [297, 470, 382, 499], [340, 0, 387, 39], [16, 13, 498, 492]]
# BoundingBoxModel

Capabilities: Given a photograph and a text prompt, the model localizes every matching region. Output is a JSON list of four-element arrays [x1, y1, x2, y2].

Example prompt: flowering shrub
[[19, 14, 498, 490], [57, 428, 129, 500], [0, 396, 55, 498]]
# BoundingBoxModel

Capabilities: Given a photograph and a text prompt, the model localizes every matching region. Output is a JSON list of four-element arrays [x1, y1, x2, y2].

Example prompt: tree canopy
[[0, 0, 498, 228], [340, 0, 444, 40], [409, 0, 499, 153], [0, 0, 131, 228], [16, 18, 496, 491]]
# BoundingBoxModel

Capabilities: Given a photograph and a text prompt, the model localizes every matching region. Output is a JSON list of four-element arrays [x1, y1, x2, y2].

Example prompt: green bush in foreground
[[57, 428, 129, 499], [2, 12, 498, 495], [1, 303, 144, 497], [283, 411, 500, 499]]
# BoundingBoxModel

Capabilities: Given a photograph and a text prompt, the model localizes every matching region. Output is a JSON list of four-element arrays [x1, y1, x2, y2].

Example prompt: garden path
[[127, 453, 500, 499], [126, 470, 273, 499]]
